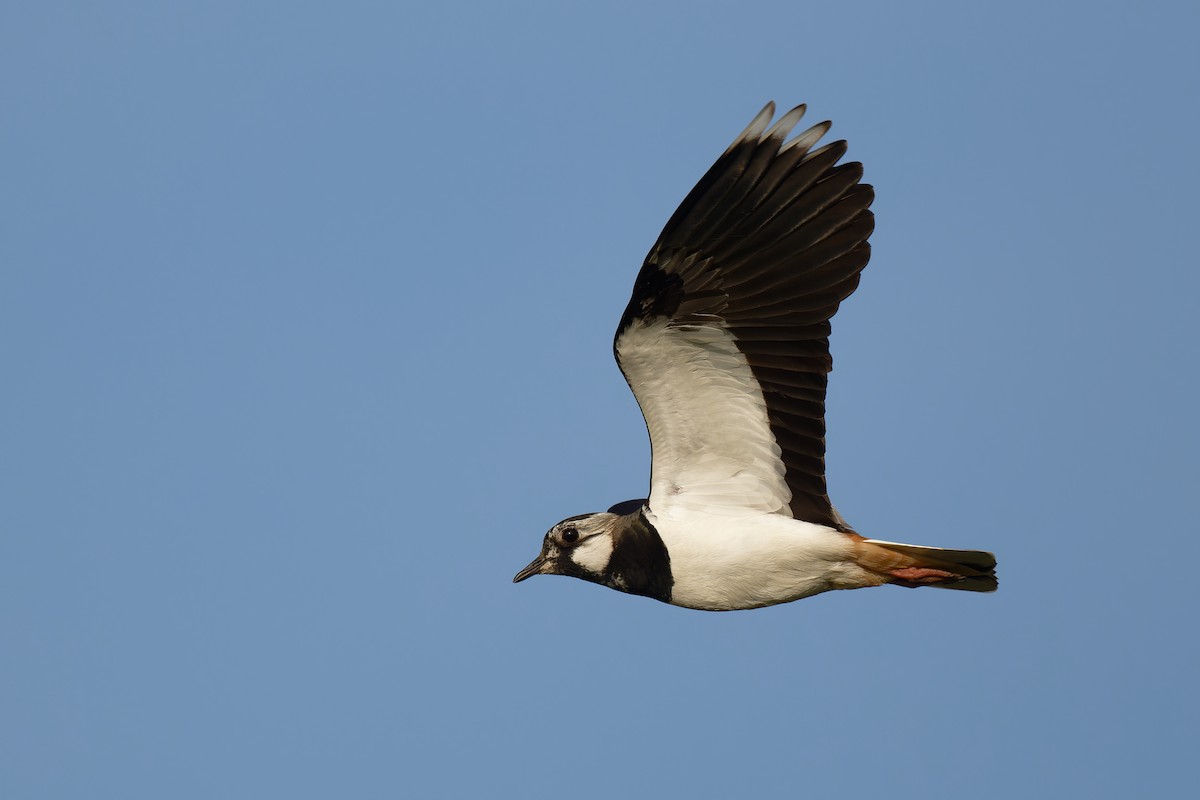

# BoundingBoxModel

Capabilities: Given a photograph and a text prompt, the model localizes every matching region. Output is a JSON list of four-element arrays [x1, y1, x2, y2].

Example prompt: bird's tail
[[854, 538, 998, 592]]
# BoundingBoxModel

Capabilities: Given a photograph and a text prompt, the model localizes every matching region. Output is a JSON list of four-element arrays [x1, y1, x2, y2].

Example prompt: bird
[[513, 102, 996, 611]]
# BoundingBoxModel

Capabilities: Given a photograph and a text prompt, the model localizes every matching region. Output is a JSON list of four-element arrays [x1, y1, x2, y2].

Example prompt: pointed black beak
[[513, 555, 547, 583]]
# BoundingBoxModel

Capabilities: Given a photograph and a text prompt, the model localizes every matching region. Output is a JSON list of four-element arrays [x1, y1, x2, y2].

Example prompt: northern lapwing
[[514, 103, 996, 611]]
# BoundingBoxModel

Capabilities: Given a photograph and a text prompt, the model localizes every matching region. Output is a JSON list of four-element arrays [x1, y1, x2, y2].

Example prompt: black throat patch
[[604, 510, 673, 603]]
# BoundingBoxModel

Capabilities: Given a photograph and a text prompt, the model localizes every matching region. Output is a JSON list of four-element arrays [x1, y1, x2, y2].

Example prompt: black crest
[[607, 498, 648, 515]]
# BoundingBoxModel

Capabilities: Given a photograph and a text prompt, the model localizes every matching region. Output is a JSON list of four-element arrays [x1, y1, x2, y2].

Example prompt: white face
[[514, 512, 622, 586], [550, 514, 616, 578], [568, 526, 615, 575]]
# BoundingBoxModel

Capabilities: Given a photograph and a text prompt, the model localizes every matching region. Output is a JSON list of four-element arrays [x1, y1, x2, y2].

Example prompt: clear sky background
[[3, 1, 1198, 797]]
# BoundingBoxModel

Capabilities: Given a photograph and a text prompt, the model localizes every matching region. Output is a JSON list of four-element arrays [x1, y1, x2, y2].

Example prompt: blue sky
[[3, 1, 1198, 797]]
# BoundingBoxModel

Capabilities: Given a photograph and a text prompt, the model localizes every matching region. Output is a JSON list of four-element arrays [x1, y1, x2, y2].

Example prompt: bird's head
[[512, 513, 618, 586]]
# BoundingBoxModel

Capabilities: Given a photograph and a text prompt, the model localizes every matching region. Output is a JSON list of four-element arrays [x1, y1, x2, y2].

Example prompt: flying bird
[[514, 102, 996, 611]]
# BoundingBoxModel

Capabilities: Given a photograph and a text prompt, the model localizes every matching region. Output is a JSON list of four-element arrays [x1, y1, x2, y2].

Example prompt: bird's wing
[[613, 102, 873, 529]]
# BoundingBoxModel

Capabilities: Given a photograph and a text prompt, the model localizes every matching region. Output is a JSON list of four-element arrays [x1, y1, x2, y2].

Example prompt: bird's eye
[[561, 527, 579, 544]]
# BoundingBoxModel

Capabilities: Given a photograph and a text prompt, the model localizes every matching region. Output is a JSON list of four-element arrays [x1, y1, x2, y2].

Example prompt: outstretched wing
[[614, 102, 873, 530]]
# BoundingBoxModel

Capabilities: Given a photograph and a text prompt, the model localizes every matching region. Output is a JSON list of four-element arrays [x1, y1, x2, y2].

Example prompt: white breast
[[647, 508, 870, 611]]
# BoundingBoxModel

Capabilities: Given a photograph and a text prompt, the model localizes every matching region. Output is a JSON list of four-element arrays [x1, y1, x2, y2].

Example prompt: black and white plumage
[[514, 103, 996, 611]]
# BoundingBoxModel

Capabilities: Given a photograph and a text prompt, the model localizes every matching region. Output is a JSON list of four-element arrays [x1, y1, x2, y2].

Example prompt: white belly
[[649, 509, 871, 611]]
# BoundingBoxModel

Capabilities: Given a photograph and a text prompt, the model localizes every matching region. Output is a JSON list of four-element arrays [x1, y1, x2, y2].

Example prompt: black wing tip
[[722, 102, 778, 155]]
